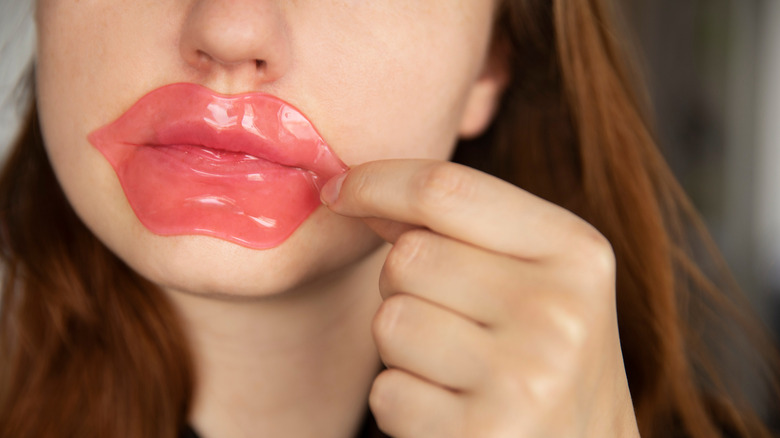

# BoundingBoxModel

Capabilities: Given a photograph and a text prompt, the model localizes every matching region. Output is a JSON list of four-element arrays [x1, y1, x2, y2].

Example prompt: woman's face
[[35, 0, 506, 296]]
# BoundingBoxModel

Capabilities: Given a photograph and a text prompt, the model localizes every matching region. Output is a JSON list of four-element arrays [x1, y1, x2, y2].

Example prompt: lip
[[88, 83, 348, 249], [90, 82, 347, 186]]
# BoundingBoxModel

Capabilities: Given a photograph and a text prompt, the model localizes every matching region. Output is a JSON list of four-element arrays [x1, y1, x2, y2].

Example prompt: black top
[[180, 425, 200, 438], [181, 411, 385, 438]]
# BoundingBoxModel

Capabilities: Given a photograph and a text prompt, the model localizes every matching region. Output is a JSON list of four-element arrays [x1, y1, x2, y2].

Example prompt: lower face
[[34, 1, 498, 297]]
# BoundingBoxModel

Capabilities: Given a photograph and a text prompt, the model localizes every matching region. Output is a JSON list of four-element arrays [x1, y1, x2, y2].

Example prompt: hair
[[0, 0, 777, 437]]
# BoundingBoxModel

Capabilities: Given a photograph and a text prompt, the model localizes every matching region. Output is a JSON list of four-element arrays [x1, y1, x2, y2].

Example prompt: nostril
[[179, 0, 291, 83], [195, 49, 214, 67]]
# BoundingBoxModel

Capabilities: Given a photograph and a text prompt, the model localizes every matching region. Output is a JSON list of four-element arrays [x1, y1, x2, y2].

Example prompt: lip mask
[[88, 83, 348, 249]]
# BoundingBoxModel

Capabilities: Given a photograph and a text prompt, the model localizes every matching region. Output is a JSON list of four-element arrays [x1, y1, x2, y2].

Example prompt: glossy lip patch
[[88, 83, 348, 249]]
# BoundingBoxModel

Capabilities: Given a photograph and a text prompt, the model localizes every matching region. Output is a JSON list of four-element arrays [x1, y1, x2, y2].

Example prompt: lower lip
[[104, 142, 324, 249]]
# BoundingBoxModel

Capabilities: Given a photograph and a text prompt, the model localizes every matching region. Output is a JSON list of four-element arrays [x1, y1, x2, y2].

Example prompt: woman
[[0, 0, 777, 437]]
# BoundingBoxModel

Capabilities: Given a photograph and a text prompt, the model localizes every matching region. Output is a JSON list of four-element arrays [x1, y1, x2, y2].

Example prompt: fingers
[[378, 228, 609, 327], [323, 159, 634, 436], [321, 159, 594, 261], [370, 369, 465, 438], [379, 228, 515, 325], [373, 293, 492, 391]]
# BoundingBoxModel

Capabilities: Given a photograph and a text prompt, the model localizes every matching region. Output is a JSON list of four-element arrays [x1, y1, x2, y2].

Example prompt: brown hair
[[456, 0, 780, 436], [0, 104, 194, 436], [0, 0, 777, 437]]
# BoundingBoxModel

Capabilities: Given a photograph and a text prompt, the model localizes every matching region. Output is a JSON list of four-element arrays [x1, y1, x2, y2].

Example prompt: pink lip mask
[[88, 83, 348, 249]]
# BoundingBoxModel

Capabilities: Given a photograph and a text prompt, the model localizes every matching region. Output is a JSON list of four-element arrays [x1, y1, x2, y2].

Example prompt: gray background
[[0, 0, 34, 155]]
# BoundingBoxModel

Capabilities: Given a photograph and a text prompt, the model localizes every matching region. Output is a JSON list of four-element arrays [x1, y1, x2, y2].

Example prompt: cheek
[[289, 3, 494, 167], [35, 1, 182, 213], [35, 1, 184, 139], [35, 4, 116, 230], [34, 1, 184, 267]]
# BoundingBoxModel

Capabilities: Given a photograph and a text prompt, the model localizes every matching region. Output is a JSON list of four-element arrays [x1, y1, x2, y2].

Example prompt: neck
[[167, 245, 388, 438]]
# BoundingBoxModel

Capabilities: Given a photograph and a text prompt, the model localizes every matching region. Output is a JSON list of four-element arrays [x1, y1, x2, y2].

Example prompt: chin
[[107, 208, 384, 300]]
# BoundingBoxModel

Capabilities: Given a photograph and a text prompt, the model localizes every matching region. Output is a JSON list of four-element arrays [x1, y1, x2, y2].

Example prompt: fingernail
[[320, 172, 347, 205]]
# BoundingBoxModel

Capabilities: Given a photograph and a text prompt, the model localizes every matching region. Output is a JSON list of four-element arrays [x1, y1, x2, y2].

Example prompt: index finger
[[321, 159, 590, 260]]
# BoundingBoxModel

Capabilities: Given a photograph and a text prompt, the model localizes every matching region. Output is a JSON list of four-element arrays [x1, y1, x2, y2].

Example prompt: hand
[[321, 159, 640, 438]]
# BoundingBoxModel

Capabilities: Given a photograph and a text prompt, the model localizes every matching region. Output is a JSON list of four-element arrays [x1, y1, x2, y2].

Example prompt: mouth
[[144, 142, 306, 182], [88, 83, 348, 249]]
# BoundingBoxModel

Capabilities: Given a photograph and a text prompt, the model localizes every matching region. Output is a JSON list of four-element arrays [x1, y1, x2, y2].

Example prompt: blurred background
[[0, 0, 34, 156], [622, 1, 780, 335], [1, 1, 779, 337]]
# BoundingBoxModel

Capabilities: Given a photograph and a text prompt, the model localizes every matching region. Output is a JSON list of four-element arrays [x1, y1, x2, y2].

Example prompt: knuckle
[[568, 223, 616, 289], [414, 162, 473, 214], [371, 295, 407, 348], [491, 363, 530, 403], [347, 170, 374, 206], [384, 230, 429, 278], [542, 303, 590, 356], [368, 369, 399, 421]]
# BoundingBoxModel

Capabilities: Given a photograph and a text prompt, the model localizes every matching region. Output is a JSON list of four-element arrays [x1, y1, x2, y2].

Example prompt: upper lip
[[88, 82, 348, 181]]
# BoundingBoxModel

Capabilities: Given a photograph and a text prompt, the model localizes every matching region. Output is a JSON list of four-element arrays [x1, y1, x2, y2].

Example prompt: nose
[[180, 0, 291, 87]]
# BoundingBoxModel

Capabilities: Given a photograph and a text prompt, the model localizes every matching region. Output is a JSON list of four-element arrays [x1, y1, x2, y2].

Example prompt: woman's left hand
[[321, 159, 641, 438]]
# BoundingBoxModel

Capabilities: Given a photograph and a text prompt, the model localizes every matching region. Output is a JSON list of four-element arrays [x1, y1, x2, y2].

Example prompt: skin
[[35, 0, 640, 437]]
